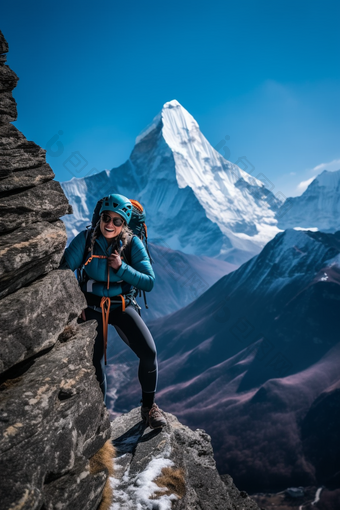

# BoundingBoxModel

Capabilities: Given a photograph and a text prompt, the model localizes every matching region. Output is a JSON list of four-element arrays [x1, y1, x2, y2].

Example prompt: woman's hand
[[107, 250, 122, 271]]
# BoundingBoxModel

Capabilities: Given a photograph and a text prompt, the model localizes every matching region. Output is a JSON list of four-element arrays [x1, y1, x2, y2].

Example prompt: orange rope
[[118, 294, 126, 311], [100, 296, 111, 365], [100, 294, 126, 365]]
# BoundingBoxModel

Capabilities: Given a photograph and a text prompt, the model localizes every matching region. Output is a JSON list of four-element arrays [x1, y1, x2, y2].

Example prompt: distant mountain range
[[277, 169, 340, 232], [61, 100, 340, 268], [108, 228, 340, 492], [61, 99, 283, 264]]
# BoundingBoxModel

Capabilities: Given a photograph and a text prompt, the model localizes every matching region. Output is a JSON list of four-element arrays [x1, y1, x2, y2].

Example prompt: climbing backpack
[[77, 197, 153, 310]]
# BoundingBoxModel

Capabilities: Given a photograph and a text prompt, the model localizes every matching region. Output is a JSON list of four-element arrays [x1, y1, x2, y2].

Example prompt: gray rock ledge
[[110, 407, 260, 510]]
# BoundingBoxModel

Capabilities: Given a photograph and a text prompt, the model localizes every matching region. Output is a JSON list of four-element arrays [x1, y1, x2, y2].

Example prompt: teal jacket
[[64, 230, 155, 305]]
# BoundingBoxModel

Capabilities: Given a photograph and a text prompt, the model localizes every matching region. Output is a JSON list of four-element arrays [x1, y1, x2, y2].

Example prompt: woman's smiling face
[[100, 211, 125, 240]]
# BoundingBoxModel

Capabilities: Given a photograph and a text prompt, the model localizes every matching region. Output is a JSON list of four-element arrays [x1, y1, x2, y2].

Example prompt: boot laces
[[149, 404, 160, 417]]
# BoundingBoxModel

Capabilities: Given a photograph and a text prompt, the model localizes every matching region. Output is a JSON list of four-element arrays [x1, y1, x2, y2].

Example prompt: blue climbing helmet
[[99, 193, 133, 225]]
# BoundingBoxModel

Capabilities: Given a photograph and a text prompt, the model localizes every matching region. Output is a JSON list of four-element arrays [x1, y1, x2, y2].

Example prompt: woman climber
[[59, 193, 167, 429]]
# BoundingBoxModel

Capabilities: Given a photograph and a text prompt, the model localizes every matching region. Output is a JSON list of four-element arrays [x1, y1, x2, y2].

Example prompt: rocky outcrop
[[110, 407, 259, 510], [0, 220, 67, 298], [0, 322, 111, 510], [0, 125, 55, 187], [0, 270, 86, 372], [0, 179, 71, 232], [0, 29, 112, 509]]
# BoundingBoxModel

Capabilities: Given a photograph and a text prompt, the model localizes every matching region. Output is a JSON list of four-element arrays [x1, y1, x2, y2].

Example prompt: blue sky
[[2, 0, 339, 198]]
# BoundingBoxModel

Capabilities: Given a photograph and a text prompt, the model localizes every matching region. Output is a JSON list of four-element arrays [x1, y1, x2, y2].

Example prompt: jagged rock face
[[0, 35, 18, 126], [0, 220, 67, 298], [0, 179, 71, 232], [0, 269, 87, 372], [0, 322, 111, 510], [0, 29, 112, 508], [110, 407, 259, 510], [0, 124, 54, 184]]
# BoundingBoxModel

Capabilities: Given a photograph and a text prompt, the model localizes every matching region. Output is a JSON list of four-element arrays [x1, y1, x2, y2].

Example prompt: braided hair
[[88, 216, 134, 256], [119, 221, 135, 249], [89, 219, 101, 256]]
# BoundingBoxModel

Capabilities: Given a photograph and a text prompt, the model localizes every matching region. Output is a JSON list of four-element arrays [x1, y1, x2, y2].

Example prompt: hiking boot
[[141, 403, 167, 429]]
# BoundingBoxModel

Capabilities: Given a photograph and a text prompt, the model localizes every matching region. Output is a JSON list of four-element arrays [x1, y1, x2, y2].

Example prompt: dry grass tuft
[[89, 439, 115, 510], [152, 467, 186, 500]]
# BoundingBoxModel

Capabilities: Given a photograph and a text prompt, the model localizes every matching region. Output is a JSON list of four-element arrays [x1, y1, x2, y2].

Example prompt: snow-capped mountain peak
[[277, 169, 340, 232], [132, 100, 282, 258], [62, 99, 283, 263], [136, 99, 265, 191]]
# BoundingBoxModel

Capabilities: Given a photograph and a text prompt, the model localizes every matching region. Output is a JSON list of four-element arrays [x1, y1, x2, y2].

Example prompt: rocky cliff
[[0, 29, 113, 509]]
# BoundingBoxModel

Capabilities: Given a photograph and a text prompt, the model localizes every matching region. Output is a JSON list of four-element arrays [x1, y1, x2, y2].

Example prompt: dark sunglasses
[[101, 213, 124, 227]]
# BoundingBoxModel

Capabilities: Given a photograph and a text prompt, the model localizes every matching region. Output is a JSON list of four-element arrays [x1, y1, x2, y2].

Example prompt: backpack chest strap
[[84, 254, 107, 266]]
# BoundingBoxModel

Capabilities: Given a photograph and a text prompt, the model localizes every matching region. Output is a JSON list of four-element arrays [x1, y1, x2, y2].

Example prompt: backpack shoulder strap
[[76, 227, 92, 285], [81, 227, 93, 266], [121, 234, 152, 310]]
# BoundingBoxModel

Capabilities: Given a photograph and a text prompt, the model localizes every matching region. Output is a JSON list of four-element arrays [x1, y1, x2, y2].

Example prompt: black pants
[[84, 304, 158, 405]]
